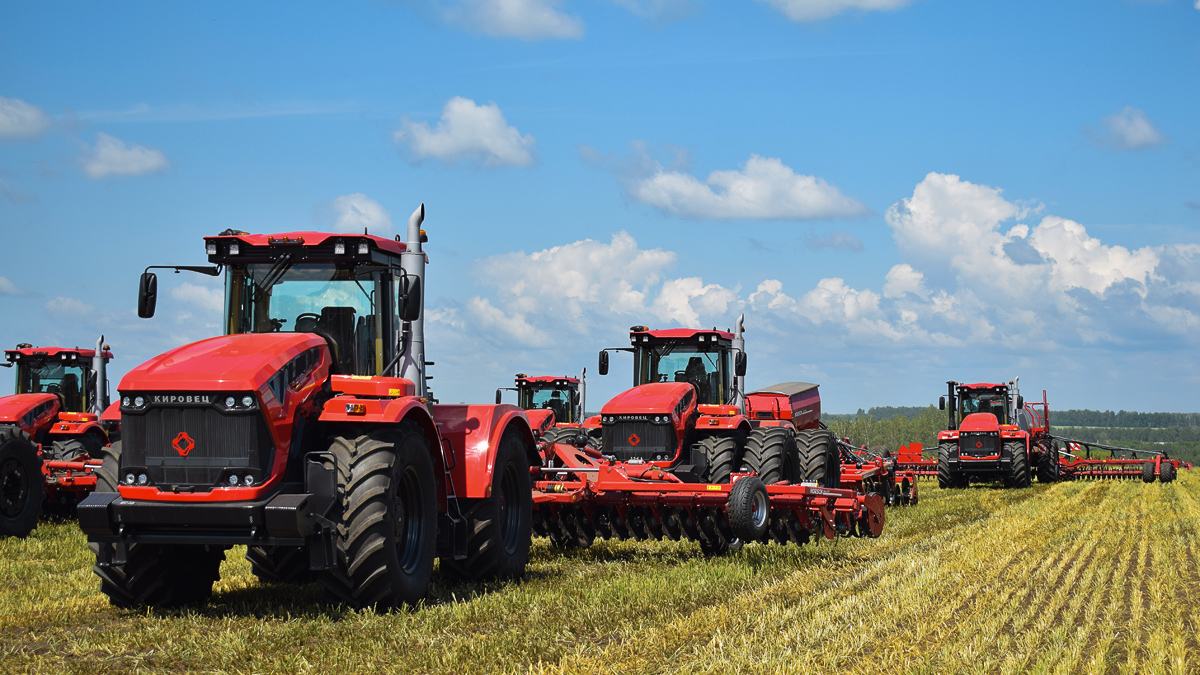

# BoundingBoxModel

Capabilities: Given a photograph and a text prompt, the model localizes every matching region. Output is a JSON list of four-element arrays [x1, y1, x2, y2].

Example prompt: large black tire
[[937, 441, 962, 489], [440, 431, 533, 583], [93, 441, 121, 493], [727, 476, 769, 542], [1037, 443, 1059, 483], [1160, 462, 1176, 484], [796, 428, 840, 489], [321, 425, 438, 608], [247, 546, 314, 584], [96, 543, 226, 608], [1141, 460, 1156, 483], [0, 425, 44, 537], [1005, 441, 1031, 488], [739, 427, 801, 485], [695, 435, 739, 484]]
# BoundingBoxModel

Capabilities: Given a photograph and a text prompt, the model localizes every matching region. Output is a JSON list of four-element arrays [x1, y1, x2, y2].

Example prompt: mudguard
[[0, 393, 60, 437], [432, 404, 535, 499]]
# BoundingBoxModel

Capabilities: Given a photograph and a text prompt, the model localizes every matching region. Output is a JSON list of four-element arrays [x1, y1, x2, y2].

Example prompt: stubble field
[[2, 472, 1197, 674]]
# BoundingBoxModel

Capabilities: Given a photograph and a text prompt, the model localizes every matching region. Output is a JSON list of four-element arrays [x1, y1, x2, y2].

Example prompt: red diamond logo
[[628, 434, 641, 446], [173, 432, 195, 457], [975, 441, 983, 449]]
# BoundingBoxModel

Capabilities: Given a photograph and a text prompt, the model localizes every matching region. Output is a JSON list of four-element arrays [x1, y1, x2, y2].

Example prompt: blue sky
[[1, 0, 1198, 413]]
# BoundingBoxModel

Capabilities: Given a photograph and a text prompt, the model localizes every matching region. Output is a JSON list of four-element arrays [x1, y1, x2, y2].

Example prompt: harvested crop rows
[[2, 473, 1197, 674]]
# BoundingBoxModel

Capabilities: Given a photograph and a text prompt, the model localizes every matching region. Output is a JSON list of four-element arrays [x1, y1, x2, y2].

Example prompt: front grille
[[602, 420, 676, 461], [959, 433, 999, 458], [122, 406, 274, 489]]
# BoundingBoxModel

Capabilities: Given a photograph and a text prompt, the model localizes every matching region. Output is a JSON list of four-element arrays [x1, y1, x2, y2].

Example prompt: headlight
[[225, 396, 236, 408], [228, 474, 239, 486], [241, 395, 254, 407], [137, 473, 148, 485], [134, 396, 145, 407], [206, 243, 217, 255], [124, 472, 136, 485], [243, 475, 255, 486], [122, 396, 130, 406], [334, 242, 346, 255], [357, 242, 369, 255], [229, 243, 240, 255]]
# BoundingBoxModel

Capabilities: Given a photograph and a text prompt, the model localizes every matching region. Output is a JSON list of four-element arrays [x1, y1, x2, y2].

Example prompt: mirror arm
[[144, 264, 222, 277]]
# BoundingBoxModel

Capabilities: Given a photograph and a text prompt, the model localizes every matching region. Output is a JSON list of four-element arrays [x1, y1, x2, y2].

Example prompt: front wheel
[[0, 425, 44, 538], [1005, 441, 1031, 488], [440, 431, 533, 582], [1037, 443, 1059, 483], [321, 425, 438, 609], [95, 543, 225, 608]]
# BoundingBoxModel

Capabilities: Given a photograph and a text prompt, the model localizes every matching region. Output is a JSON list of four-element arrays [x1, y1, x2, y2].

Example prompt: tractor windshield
[[519, 384, 577, 424], [17, 359, 90, 413], [224, 262, 396, 376], [635, 342, 730, 405], [959, 390, 1009, 425]]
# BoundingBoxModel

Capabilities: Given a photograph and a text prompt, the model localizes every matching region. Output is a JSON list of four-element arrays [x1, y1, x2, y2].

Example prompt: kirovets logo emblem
[[628, 433, 641, 446], [173, 432, 195, 457]]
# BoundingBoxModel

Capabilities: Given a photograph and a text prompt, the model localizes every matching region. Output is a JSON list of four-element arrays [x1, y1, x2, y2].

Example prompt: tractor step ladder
[[437, 435, 469, 560]]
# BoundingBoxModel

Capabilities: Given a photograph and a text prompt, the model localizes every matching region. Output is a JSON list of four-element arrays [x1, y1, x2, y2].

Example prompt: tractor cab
[[513, 375, 580, 425], [625, 326, 740, 406], [4, 345, 113, 415]]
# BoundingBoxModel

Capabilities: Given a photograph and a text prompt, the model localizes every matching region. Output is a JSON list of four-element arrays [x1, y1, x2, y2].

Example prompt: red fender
[[0, 393, 60, 437], [432, 404, 535, 499], [524, 409, 555, 436], [46, 419, 108, 442]]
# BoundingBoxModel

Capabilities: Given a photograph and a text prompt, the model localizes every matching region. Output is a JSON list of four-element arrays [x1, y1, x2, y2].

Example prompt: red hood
[[960, 413, 1000, 432], [0, 393, 58, 423], [120, 333, 327, 392], [602, 382, 694, 415]]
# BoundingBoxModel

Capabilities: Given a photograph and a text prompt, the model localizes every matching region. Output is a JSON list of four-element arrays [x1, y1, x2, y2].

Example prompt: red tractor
[[0, 339, 115, 536], [496, 371, 597, 442], [532, 318, 885, 554], [77, 206, 539, 609], [936, 379, 1042, 488]]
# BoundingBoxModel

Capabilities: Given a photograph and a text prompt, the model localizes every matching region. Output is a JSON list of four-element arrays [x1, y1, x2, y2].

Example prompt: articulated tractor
[[78, 206, 538, 609], [936, 379, 1042, 488], [0, 340, 115, 536], [532, 319, 885, 554], [497, 371, 594, 442]]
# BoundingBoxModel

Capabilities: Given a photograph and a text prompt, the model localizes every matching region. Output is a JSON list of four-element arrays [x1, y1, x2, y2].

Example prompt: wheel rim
[[393, 465, 426, 574], [750, 489, 768, 529], [498, 459, 521, 554], [1, 457, 28, 518]]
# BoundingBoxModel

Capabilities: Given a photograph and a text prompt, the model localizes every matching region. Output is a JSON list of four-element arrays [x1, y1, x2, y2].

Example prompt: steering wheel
[[674, 370, 688, 382], [295, 312, 321, 332]]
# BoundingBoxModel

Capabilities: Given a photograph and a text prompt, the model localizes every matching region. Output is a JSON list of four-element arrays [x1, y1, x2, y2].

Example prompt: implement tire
[[727, 476, 769, 542], [1142, 461, 1156, 483], [796, 428, 840, 489], [0, 425, 44, 538], [1036, 443, 1059, 483], [697, 435, 739, 484], [937, 441, 962, 490], [1160, 462, 1176, 484], [321, 425, 438, 609], [95, 543, 226, 608], [1005, 441, 1031, 488], [739, 427, 800, 485], [440, 431, 533, 583], [247, 546, 314, 585]]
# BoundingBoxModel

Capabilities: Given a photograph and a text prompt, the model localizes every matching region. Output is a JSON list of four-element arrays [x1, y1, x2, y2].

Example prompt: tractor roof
[[628, 327, 735, 342], [515, 375, 580, 386], [957, 382, 1008, 391], [4, 346, 112, 362], [204, 230, 409, 265]]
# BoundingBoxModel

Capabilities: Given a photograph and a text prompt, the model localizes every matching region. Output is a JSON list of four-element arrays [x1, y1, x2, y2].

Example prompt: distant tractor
[[0, 339, 115, 536], [78, 206, 538, 609], [936, 379, 1040, 489], [496, 371, 593, 442]]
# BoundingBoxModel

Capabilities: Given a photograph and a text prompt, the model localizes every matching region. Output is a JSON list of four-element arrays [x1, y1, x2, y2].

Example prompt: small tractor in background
[[497, 371, 598, 443], [78, 205, 540, 610], [0, 339, 116, 536], [531, 318, 888, 554]]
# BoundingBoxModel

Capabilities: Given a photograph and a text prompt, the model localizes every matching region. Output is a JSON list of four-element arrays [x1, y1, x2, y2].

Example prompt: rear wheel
[[1037, 443, 1059, 483], [1141, 461, 1156, 483], [0, 425, 44, 538], [96, 543, 226, 608], [937, 441, 961, 489], [247, 546, 313, 584], [1005, 441, 1031, 488], [440, 431, 533, 583], [1160, 462, 1176, 484], [796, 429, 840, 489], [739, 427, 800, 485], [321, 425, 438, 608], [695, 435, 739, 484]]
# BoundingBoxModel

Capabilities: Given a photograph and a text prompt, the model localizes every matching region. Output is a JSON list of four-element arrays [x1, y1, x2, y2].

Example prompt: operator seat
[[546, 390, 569, 425], [60, 373, 81, 412], [320, 306, 358, 375], [683, 357, 710, 404]]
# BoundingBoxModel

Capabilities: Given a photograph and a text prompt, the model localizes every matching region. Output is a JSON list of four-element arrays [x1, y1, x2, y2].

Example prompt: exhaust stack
[[732, 314, 745, 410], [578, 367, 586, 423], [399, 204, 427, 398], [91, 335, 108, 415]]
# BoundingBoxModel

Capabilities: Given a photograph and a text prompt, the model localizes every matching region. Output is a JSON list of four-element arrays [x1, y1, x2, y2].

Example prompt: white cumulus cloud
[[758, 0, 912, 22], [0, 96, 51, 139], [318, 193, 395, 235], [606, 0, 698, 23], [0, 276, 28, 296], [395, 97, 536, 168], [82, 132, 169, 178], [170, 283, 224, 314], [44, 296, 95, 317], [1086, 106, 1166, 151], [441, 0, 583, 39]]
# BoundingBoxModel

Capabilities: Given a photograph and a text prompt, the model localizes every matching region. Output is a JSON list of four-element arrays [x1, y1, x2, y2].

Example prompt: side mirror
[[400, 275, 422, 323], [938, 396, 946, 411], [495, 389, 503, 405], [1016, 395, 1024, 409], [137, 272, 158, 318], [598, 350, 609, 376], [734, 351, 747, 377]]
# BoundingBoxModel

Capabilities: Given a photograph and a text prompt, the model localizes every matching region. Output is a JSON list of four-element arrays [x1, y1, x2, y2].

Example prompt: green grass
[[3, 472, 1199, 674]]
